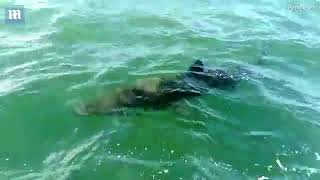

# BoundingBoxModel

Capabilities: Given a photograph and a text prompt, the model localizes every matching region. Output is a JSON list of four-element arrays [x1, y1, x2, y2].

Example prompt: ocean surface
[[0, 0, 320, 179]]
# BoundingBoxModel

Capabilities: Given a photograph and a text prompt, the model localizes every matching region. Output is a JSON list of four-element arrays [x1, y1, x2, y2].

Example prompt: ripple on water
[[5, 130, 114, 180], [0, 79, 26, 96], [187, 156, 248, 179]]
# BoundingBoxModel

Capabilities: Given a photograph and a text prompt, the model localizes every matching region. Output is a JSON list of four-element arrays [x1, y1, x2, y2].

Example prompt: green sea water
[[0, 0, 320, 179]]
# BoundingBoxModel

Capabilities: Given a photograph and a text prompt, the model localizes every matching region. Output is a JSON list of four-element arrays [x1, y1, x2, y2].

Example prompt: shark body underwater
[[74, 60, 240, 116]]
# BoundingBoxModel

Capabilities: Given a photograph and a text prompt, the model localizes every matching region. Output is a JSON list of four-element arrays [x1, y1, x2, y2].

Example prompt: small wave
[[275, 157, 320, 178], [7, 130, 115, 180], [2, 61, 39, 75], [186, 155, 248, 179], [183, 129, 215, 144], [244, 130, 279, 138], [0, 79, 28, 96], [101, 155, 171, 168]]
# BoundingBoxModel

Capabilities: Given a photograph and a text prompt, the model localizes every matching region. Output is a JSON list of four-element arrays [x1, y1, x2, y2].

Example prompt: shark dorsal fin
[[188, 60, 204, 73]]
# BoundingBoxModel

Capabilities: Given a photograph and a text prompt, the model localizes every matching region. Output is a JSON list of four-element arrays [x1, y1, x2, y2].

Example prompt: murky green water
[[0, 0, 320, 179]]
